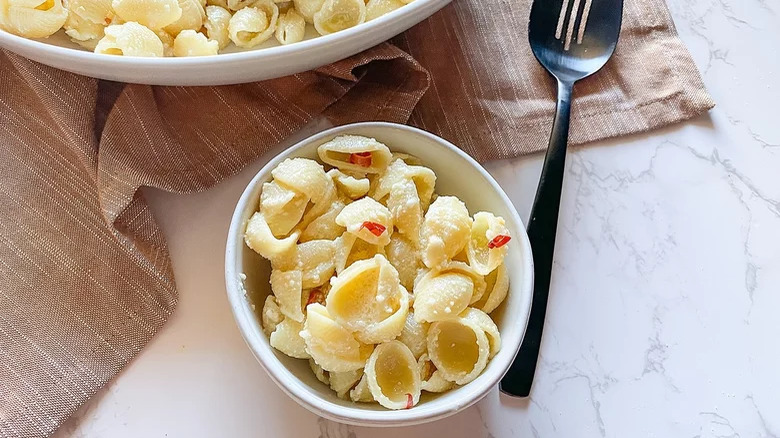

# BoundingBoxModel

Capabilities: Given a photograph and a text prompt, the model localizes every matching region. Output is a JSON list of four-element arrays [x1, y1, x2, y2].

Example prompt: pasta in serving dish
[[0, 0, 415, 56], [244, 134, 513, 410]]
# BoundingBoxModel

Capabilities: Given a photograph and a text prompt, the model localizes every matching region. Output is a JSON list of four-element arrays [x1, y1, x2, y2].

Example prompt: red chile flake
[[359, 221, 386, 237], [349, 152, 373, 167], [405, 393, 413, 409], [488, 234, 511, 249], [306, 289, 325, 306]]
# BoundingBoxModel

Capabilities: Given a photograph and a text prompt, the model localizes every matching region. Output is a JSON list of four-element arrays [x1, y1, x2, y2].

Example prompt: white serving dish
[[0, 0, 449, 85], [224, 122, 534, 427]]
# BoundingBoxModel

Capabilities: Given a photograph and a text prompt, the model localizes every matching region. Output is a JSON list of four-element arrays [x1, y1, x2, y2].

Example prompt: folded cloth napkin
[[0, 0, 712, 436]]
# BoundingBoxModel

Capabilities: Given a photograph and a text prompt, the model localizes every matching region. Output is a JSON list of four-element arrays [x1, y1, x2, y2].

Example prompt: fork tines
[[555, 0, 594, 50]]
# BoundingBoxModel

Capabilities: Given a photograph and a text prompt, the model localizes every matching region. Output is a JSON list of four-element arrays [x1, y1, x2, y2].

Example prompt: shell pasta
[[0, 0, 417, 55], [94, 22, 164, 56], [247, 135, 512, 409]]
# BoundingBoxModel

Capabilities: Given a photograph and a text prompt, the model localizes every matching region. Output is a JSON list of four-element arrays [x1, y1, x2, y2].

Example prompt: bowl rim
[[224, 122, 534, 426], [0, 0, 446, 66]]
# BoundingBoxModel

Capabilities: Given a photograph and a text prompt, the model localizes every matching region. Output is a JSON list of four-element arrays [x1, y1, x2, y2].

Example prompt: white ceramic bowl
[[0, 0, 449, 85], [225, 122, 534, 426]]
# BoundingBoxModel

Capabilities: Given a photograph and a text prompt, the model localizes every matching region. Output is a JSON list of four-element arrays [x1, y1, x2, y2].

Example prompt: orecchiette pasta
[[94, 21, 164, 56], [291, 0, 322, 23], [269, 242, 298, 272], [459, 307, 501, 359], [298, 176, 337, 231], [385, 233, 421, 291], [365, 341, 421, 409], [372, 158, 436, 210], [313, 0, 363, 35], [203, 4, 231, 48], [274, 6, 304, 45], [111, 0, 181, 29], [164, 0, 203, 35], [334, 232, 385, 273], [328, 169, 370, 200], [417, 353, 454, 393], [413, 270, 474, 323], [245, 135, 513, 409], [427, 316, 489, 385], [228, 0, 277, 48], [326, 255, 408, 344], [260, 180, 308, 237], [349, 374, 373, 402], [64, 14, 105, 49], [62, 0, 112, 47], [156, 28, 175, 56], [244, 212, 300, 262], [387, 177, 422, 240], [299, 199, 345, 242], [1, 0, 68, 38], [269, 268, 304, 322], [419, 196, 471, 269], [407, 165, 437, 211], [472, 263, 509, 314], [467, 212, 510, 275], [297, 239, 336, 288], [365, 0, 403, 21], [317, 135, 392, 174], [300, 303, 373, 372], [396, 312, 428, 359], [309, 358, 330, 385], [271, 157, 330, 204], [269, 317, 309, 359], [173, 29, 218, 55], [439, 260, 487, 305], [335, 197, 393, 246], [328, 369, 362, 399], [64, 0, 112, 28]]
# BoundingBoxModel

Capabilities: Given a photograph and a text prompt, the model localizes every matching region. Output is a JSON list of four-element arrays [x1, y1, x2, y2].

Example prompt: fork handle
[[500, 79, 574, 397]]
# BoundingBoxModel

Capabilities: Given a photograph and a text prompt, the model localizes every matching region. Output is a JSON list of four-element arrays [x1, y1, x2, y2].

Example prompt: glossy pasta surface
[[245, 135, 513, 409], [0, 0, 418, 56]]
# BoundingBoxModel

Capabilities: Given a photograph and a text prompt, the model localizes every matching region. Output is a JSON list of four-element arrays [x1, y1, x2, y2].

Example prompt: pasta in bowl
[[225, 122, 533, 426], [0, 0, 450, 84], [1, 0, 412, 54]]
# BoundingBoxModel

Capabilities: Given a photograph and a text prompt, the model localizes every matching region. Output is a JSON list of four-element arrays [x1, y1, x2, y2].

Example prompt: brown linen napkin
[[0, 0, 712, 436]]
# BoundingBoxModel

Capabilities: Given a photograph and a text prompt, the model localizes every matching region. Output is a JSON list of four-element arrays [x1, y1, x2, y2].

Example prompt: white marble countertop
[[54, 0, 780, 437]]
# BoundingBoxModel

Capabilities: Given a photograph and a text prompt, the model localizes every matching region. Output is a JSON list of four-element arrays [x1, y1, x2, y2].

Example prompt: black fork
[[500, 0, 624, 398]]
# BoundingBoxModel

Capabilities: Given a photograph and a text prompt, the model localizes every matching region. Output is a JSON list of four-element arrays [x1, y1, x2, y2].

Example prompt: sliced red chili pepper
[[405, 393, 413, 409], [306, 289, 325, 306], [359, 221, 386, 237], [488, 234, 511, 249], [349, 152, 373, 167]]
